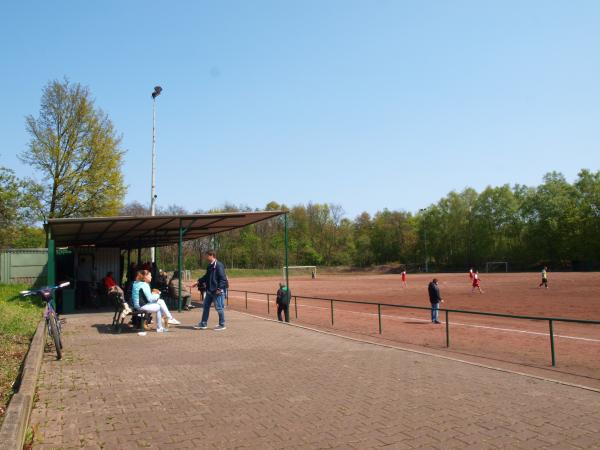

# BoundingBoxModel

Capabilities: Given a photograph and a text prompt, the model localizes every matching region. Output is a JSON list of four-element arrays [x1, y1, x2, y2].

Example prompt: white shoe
[[137, 332, 147, 336], [157, 328, 169, 333], [167, 318, 181, 325]]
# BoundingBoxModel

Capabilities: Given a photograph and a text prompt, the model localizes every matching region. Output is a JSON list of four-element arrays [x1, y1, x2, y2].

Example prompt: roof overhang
[[46, 211, 285, 248]]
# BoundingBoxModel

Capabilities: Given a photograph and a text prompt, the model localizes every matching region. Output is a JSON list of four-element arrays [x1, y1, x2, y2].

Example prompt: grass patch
[[0, 284, 44, 425]]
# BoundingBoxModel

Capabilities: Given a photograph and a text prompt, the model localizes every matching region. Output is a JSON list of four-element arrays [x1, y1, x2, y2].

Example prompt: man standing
[[276, 283, 291, 323], [428, 278, 443, 324], [538, 266, 549, 289], [193, 250, 228, 331]]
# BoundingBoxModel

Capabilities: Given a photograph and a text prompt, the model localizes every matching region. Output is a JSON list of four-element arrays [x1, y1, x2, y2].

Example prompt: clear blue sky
[[1, 1, 599, 218]]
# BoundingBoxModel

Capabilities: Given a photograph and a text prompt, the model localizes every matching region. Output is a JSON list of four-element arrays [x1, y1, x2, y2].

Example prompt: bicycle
[[20, 282, 70, 360]]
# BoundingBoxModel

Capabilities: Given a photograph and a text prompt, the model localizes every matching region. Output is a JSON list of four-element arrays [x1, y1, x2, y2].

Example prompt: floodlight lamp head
[[152, 86, 163, 99]]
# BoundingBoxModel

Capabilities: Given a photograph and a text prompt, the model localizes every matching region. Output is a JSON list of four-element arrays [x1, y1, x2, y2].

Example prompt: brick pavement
[[29, 309, 600, 449]]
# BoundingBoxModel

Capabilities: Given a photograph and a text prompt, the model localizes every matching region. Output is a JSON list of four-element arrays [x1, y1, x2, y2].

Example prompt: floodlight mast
[[150, 86, 162, 263]]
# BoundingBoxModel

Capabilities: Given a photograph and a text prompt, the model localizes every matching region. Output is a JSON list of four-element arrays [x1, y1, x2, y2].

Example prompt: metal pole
[[330, 299, 334, 326], [294, 296, 298, 319], [549, 319, 556, 367], [47, 236, 56, 310], [245, 291, 248, 310], [267, 294, 270, 314], [150, 97, 157, 263], [284, 213, 289, 289], [378, 304, 382, 334], [178, 221, 183, 313], [445, 310, 450, 347]]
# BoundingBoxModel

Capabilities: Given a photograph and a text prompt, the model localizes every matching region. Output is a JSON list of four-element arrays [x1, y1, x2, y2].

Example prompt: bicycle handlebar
[[20, 282, 71, 297]]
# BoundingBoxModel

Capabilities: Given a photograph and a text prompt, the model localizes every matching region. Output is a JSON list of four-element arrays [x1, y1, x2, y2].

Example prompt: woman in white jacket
[[132, 270, 180, 332]]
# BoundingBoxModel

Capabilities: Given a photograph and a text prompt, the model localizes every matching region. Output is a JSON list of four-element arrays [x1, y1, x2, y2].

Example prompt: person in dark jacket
[[193, 250, 228, 331], [428, 278, 443, 324], [276, 283, 291, 323]]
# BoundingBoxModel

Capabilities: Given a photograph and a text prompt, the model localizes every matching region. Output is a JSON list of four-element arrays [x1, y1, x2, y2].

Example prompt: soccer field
[[224, 272, 600, 381]]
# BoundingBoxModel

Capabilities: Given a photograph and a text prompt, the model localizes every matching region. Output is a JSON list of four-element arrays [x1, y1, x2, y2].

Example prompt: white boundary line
[[228, 294, 600, 344], [233, 309, 600, 394]]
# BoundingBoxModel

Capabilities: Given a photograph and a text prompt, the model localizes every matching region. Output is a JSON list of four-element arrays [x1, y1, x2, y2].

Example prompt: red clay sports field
[[218, 272, 600, 384]]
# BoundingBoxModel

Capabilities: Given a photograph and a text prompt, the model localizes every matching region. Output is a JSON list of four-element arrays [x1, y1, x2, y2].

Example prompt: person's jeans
[[141, 299, 173, 331], [277, 303, 290, 322], [200, 291, 225, 327], [431, 302, 440, 322]]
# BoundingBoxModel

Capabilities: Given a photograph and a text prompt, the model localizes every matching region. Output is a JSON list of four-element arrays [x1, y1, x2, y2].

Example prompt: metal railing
[[228, 289, 600, 367]]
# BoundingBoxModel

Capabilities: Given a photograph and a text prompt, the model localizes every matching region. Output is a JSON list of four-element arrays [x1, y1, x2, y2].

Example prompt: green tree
[[19, 79, 126, 221], [573, 170, 600, 265], [0, 166, 41, 248], [520, 172, 579, 266]]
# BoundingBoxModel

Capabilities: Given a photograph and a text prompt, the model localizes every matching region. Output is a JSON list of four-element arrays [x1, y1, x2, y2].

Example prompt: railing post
[[267, 294, 270, 314], [549, 319, 556, 367], [378, 304, 382, 334], [294, 296, 298, 319], [245, 291, 248, 310], [445, 310, 450, 348], [330, 299, 334, 326]]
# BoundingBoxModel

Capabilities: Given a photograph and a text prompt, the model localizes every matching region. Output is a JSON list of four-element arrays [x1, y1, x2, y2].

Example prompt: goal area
[[485, 261, 509, 273], [282, 266, 317, 280]]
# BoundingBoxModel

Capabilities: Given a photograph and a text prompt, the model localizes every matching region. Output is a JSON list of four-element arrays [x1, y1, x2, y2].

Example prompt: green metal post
[[47, 237, 56, 309], [294, 296, 298, 318], [284, 214, 289, 289], [178, 221, 183, 313], [330, 299, 334, 326], [267, 294, 270, 314], [245, 291, 248, 310], [137, 246, 141, 265], [378, 304, 382, 334], [445, 310, 450, 347], [549, 319, 556, 367]]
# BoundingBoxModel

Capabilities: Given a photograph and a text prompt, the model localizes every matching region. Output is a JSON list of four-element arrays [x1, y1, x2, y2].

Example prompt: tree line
[[2, 79, 599, 271], [118, 169, 600, 272]]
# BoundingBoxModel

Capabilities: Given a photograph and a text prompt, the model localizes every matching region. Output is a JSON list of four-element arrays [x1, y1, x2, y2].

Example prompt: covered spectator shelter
[[45, 211, 288, 311]]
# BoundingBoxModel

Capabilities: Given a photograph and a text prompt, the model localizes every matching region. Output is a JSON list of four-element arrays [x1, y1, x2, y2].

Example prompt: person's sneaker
[[193, 324, 208, 330], [157, 328, 169, 333], [214, 325, 227, 331], [433, 320, 441, 324], [167, 318, 181, 325]]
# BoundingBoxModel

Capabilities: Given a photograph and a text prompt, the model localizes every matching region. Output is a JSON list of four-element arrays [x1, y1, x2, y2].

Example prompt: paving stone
[[29, 310, 600, 449]]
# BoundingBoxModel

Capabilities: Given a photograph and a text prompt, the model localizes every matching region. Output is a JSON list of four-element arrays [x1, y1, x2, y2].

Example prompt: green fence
[[0, 248, 47, 285], [228, 289, 600, 367]]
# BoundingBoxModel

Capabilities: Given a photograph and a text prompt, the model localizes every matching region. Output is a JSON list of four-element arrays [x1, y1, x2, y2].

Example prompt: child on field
[[401, 270, 407, 288], [471, 270, 484, 294], [539, 267, 549, 289]]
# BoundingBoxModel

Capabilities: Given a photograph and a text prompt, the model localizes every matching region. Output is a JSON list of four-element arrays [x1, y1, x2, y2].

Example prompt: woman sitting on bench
[[132, 270, 180, 332]]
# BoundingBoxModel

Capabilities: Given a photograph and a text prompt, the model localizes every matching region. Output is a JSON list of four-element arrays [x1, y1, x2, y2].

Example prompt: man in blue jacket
[[193, 250, 228, 331], [428, 278, 443, 324]]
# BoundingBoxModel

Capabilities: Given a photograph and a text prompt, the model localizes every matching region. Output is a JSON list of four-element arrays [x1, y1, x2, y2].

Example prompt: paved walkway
[[30, 309, 600, 449]]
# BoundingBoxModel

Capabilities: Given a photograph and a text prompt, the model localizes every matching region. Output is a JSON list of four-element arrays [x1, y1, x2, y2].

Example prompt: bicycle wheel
[[48, 314, 62, 360], [54, 314, 63, 349]]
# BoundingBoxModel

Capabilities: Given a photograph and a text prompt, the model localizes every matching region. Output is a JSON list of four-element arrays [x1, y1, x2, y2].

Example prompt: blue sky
[[1, 1, 599, 218]]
